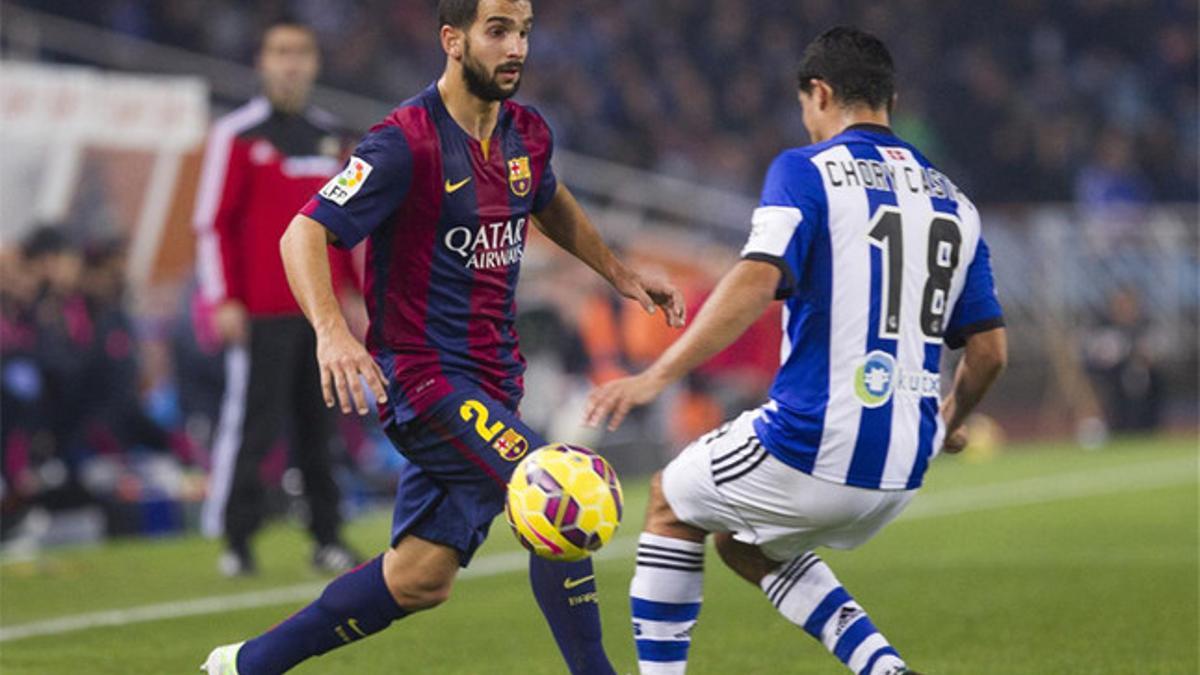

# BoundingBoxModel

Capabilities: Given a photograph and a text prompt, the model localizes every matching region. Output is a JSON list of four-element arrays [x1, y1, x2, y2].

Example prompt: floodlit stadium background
[[0, 4, 1196, 669]]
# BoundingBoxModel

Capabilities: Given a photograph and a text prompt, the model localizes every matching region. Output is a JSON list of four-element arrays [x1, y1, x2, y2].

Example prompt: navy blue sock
[[237, 555, 407, 674], [528, 554, 615, 675]]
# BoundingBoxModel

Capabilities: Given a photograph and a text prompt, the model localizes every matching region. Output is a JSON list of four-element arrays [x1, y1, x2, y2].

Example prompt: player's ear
[[441, 25, 464, 60], [816, 80, 835, 111]]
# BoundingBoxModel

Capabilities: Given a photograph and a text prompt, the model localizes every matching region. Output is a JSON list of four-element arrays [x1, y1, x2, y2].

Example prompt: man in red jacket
[[193, 18, 360, 576]]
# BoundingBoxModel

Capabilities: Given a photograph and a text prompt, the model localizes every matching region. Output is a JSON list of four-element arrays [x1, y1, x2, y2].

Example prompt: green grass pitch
[[1, 436, 1196, 674]]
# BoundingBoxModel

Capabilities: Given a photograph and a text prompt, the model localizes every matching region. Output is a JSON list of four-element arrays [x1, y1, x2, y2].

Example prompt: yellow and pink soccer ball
[[504, 443, 624, 562]]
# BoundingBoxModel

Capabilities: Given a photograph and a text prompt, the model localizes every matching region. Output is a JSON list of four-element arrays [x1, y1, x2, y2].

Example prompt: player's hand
[[584, 371, 668, 431], [942, 426, 969, 454], [316, 325, 389, 416], [613, 270, 686, 328], [214, 300, 249, 345]]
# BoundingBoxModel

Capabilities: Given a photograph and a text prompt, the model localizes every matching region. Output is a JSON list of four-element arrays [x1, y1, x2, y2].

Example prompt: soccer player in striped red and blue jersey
[[586, 28, 1008, 675], [201, 1, 684, 674]]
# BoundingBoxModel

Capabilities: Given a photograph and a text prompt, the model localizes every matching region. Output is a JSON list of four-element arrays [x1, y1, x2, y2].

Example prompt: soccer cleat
[[200, 641, 244, 674], [218, 548, 257, 578], [312, 542, 360, 574]]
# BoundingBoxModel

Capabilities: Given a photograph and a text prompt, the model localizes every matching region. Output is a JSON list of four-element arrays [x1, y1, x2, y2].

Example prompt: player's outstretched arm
[[584, 259, 780, 431], [940, 327, 1007, 452], [533, 184, 685, 328], [280, 214, 388, 416]]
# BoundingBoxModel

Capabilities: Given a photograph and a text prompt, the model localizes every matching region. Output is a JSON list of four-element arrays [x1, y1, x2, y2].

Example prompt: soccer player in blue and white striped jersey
[[586, 27, 1008, 675]]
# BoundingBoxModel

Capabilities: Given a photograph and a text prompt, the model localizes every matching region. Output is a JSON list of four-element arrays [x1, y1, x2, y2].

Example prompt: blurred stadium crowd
[[18, 0, 1199, 201], [1, 227, 194, 538], [0, 225, 410, 542]]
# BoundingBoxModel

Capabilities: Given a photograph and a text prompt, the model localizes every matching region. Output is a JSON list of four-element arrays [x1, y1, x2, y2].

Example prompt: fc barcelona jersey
[[301, 83, 557, 426]]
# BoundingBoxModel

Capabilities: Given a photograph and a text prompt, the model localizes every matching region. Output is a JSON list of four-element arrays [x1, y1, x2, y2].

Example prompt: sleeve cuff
[[742, 252, 795, 300], [944, 315, 1006, 350], [532, 179, 559, 214], [301, 198, 364, 249]]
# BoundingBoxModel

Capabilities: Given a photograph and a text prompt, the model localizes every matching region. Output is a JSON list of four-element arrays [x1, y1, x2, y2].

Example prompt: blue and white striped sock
[[761, 552, 906, 675], [629, 533, 705, 675]]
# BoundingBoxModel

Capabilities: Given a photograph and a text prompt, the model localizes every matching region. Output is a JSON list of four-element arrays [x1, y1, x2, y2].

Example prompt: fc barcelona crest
[[492, 427, 529, 461], [508, 156, 532, 197]]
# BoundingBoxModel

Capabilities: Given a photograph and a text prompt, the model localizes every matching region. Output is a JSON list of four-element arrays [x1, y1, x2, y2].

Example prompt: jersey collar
[[843, 123, 894, 136]]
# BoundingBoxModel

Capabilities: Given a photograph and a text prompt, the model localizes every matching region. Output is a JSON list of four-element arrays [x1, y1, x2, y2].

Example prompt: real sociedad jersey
[[300, 83, 557, 426], [743, 124, 1004, 490]]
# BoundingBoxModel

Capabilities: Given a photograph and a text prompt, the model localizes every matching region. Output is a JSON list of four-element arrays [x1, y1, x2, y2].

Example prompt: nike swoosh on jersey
[[445, 176, 472, 193], [563, 574, 595, 590]]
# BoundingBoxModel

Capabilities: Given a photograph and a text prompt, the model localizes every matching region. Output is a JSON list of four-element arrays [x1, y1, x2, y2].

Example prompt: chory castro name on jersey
[[443, 218, 527, 270]]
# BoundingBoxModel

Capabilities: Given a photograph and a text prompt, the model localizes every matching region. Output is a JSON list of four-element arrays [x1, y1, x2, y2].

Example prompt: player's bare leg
[[204, 535, 457, 674], [643, 472, 708, 544], [713, 535, 917, 675], [381, 535, 460, 611], [710, 534, 778, 586], [629, 472, 709, 674]]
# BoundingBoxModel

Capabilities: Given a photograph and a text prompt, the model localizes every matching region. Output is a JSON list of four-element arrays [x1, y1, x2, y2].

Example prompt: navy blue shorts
[[385, 385, 546, 566]]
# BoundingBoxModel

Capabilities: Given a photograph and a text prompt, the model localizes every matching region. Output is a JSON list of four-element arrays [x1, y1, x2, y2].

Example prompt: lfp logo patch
[[508, 156, 531, 197], [320, 156, 373, 205], [854, 350, 895, 408]]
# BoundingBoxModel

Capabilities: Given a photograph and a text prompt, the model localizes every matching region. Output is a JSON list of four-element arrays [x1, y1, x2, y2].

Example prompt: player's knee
[[382, 551, 455, 611], [712, 533, 743, 571], [713, 533, 774, 586], [386, 572, 453, 611]]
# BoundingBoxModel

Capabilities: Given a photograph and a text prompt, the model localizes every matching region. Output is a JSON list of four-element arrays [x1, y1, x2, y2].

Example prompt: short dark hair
[[438, 0, 480, 29], [797, 26, 895, 110]]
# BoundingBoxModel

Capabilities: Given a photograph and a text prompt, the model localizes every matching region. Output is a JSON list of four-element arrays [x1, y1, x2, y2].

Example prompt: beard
[[462, 42, 522, 102]]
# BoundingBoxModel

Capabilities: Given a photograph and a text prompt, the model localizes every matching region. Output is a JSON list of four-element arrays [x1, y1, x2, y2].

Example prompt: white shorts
[[661, 410, 917, 562]]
